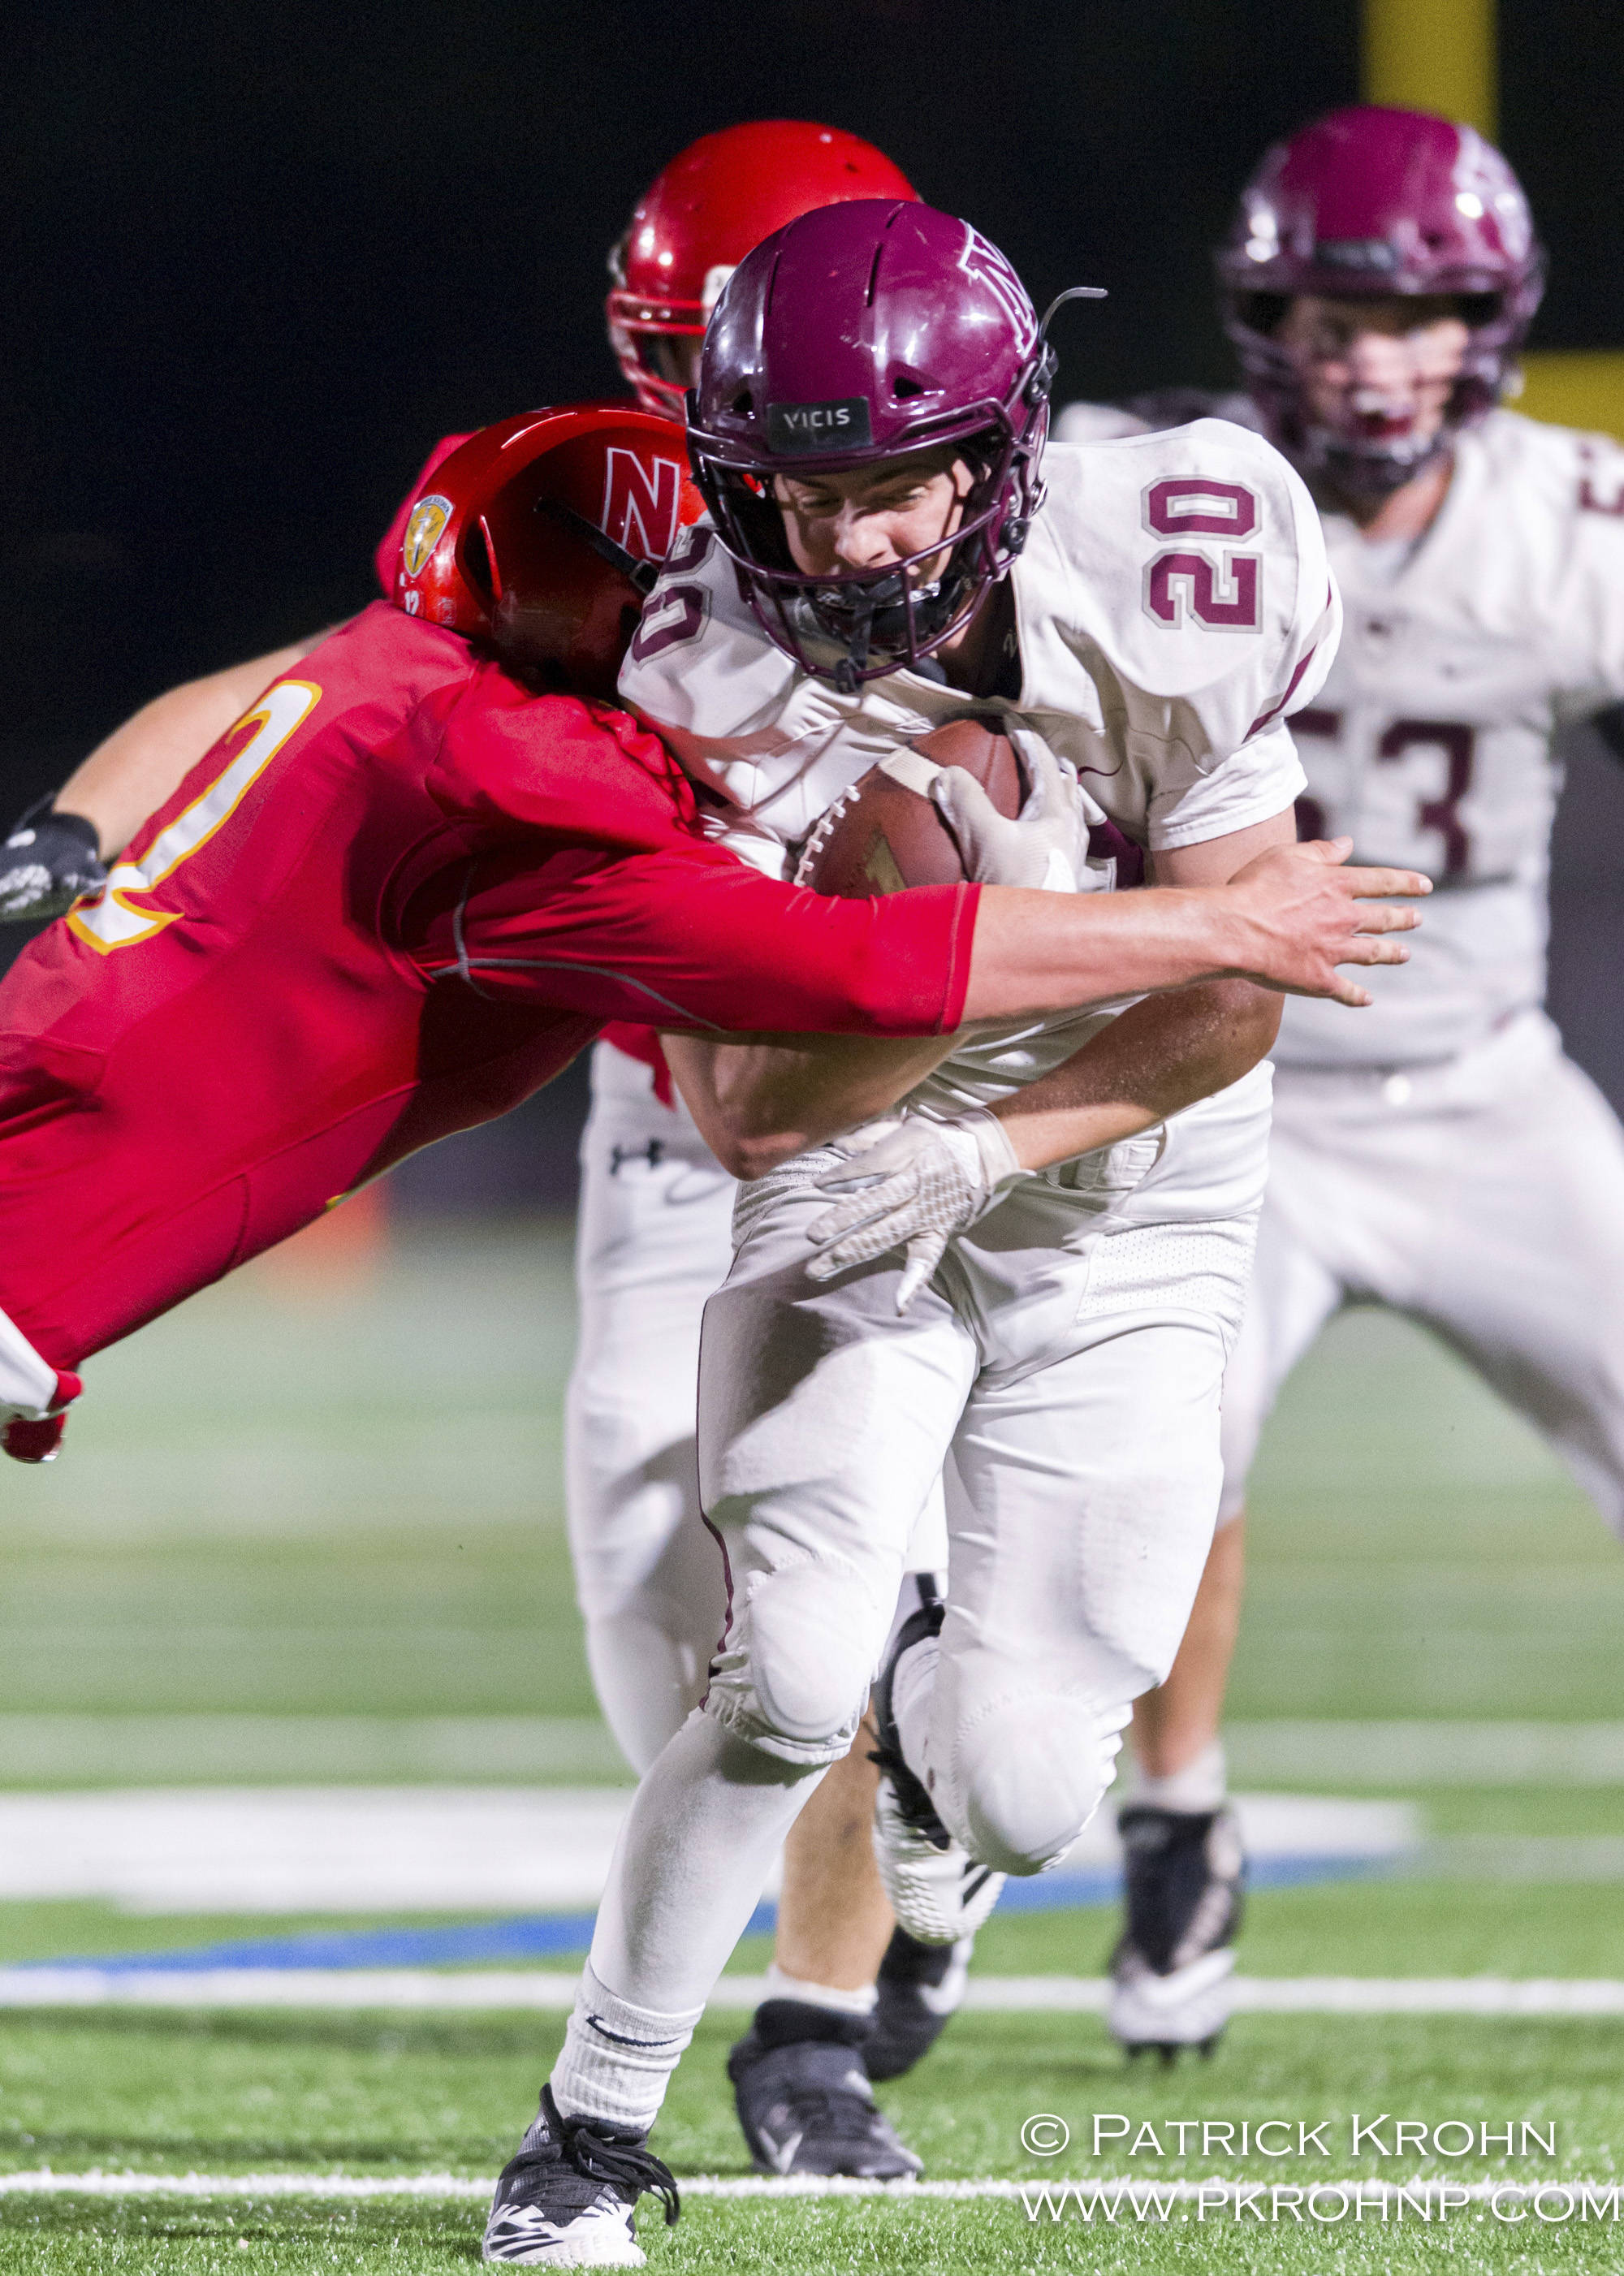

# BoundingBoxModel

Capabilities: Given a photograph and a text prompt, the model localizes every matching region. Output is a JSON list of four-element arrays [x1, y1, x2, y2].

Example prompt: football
[[793, 713, 1025, 897]]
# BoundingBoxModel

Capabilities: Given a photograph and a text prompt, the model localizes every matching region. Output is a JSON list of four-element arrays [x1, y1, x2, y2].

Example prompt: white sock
[[762, 1963, 876, 2018], [548, 1963, 704, 2134], [1123, 1738, 1228, 1816], [590, 1707, 825, 2010]]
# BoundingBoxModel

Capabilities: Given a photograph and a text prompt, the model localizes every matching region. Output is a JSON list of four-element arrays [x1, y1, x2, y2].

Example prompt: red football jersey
[[376, 434, 672, 1095], [0, 602, 974, 1373]]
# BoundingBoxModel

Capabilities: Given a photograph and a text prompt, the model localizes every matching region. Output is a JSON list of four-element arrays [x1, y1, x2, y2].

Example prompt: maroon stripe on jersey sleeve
[[1245, 640, 1320, 741]]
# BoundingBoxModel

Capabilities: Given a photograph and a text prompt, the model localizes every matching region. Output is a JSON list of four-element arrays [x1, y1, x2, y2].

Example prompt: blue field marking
[[32, 1855, 1389, 1975]]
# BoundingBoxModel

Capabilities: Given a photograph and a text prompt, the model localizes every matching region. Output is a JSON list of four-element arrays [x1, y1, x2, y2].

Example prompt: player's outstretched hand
[[1221, 836, 1430, 1006], [806, 1108, 1024, 1313], [0, 797, 106, 922], [932, 739, 1091, 894]]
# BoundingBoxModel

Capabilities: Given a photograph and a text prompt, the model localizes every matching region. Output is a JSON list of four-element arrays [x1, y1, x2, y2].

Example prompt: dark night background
[[5, 0, 1621, 1207]]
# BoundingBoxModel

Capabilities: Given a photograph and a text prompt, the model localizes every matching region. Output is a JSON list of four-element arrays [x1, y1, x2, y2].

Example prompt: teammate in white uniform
[[574, 122, 989, 2171], [479, 199, 1427, 2265], [1058, 106, 1624, 2058]]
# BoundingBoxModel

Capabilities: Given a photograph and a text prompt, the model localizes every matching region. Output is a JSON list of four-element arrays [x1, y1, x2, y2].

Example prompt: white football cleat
[[868, 1591, 1005, 1946], [872, 1774, 1005, 1944]]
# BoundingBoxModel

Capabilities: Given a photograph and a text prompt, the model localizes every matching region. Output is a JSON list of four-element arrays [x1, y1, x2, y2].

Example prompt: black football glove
[[0, 796, 106, 922]]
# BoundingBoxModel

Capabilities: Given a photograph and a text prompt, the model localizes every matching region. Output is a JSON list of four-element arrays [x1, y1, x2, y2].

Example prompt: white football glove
[[929, 732, 1096, 893], [806, 1108, 1027, 1313]]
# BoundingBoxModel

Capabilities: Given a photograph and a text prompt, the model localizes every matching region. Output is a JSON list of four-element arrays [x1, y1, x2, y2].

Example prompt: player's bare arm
[[669, 840, 1425, 1177], [965, 843, 1425, 1021], [664, 1028, 962, 1181]]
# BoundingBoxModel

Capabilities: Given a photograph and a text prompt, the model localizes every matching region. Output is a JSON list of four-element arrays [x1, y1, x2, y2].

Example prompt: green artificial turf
[[4, 1228, 1623, 1740], [0, 2008, 1622, 2270], [1, 1224, 1623, 2270]]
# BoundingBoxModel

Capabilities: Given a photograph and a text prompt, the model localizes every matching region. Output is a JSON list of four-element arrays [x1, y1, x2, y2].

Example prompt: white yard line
[[4, 1970, 1624, 2015], [0, 2171, 1610, 2205], [0, 1790, 1410, 1912]]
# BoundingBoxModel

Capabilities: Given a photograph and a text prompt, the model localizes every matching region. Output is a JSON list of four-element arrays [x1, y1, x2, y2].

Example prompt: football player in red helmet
[[0, 120, 959, 2179], [607, 119, 918, 419], [0, 404, 1352, 1466], [1054, 106, 1624, 2066]]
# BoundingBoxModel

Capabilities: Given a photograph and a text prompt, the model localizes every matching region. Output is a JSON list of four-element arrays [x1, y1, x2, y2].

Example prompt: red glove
[[3, 1371, 82, 1464]]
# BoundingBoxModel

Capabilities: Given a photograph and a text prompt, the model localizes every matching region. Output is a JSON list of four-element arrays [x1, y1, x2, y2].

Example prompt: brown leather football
[[794, 714, 1025, 897]]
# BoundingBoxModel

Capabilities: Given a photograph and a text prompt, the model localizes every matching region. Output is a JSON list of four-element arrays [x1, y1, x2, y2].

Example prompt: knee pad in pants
[[704, 1553, 888, 1768]]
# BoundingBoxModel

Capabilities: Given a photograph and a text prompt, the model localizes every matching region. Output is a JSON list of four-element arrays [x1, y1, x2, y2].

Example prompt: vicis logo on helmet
[[766, 399, 875, 454]]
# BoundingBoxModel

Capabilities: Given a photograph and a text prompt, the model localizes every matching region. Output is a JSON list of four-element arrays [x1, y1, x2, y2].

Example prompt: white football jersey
[[1277, 412, 1624, 1065], [619, 421, 1335, 1143], [1061, 403, 1624, 1069]]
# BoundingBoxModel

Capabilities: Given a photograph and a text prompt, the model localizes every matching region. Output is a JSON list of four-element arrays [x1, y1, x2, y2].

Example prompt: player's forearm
[[964, 883, 1253, 1017], [664, 1030, 960, 1180], [55, 637, 322, 857], [989, 979, 1281, 1173], [965, 842, 1427, 1017]]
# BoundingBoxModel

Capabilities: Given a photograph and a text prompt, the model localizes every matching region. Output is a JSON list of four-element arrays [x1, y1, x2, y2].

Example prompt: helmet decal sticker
[[401, 495, 452, 580], [766, 399, 875, 453], [957, 226, 1039, 353], [600, 449, 685, 559]]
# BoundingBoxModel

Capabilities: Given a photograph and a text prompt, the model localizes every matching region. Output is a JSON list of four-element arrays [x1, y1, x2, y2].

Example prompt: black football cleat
[[728, 1999, 922, 2178], [866, 1927, 973, 2081], [1108, 1802, 1245, 2061], [482, 2084, 679, 2265]]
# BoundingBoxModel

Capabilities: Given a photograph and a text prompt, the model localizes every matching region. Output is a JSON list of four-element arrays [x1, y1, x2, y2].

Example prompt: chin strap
[[535, 498, 660, 596]]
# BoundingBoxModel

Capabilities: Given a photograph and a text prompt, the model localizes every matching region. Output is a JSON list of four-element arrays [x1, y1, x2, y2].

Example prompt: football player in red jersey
[[0, 120, 961, 2177], [0, 403, 1415, 1440]]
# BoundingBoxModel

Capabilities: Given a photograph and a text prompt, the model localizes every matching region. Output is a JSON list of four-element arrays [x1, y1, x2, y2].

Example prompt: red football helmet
[[1216, 106, 1544, 498], [390, 404, 701, 695], [606, 120, 919, 419]]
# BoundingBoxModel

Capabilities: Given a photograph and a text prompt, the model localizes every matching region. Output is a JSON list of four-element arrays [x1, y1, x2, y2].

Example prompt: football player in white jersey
[[480, 199, 1428, 2265], [579, 121, 978, 2175], [1057, 104, 1624, 2059]]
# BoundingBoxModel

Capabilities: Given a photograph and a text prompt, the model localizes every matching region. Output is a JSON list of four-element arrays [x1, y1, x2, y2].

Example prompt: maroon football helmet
[[1216, 106, 1544, 499], [687, 201, 1063, 689]]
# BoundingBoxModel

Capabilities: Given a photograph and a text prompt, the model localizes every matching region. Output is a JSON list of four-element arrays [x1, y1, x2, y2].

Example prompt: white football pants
[[566, 1042, 949, 1773], [1221, 1011, 1624, 1531], [694, 1082, 1263, 1877], [564, 1075, 1264, 2101], [565, 1045, 736, 1773]]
